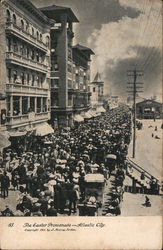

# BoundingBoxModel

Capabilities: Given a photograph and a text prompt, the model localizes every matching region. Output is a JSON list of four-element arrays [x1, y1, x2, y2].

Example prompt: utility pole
[[127, 69, 143, 158]]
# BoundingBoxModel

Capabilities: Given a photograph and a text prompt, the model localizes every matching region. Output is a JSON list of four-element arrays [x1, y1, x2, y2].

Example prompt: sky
[[32, 0, 162, 100]]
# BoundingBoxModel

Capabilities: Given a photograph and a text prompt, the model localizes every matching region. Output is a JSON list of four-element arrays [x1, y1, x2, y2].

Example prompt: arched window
[[6, 9, 11, 22], [46, 36, 50, 48], [13, 14, 16, 25], [21, 20, 24, 30], [40, 34, 42, 41], [32, 27, 34, 37], [36, 31, 39, 40], [26, 21, 29, 33]]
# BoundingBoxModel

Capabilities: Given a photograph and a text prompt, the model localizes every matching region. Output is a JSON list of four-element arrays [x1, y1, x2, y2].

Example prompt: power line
[[127, 69, 144, 158]]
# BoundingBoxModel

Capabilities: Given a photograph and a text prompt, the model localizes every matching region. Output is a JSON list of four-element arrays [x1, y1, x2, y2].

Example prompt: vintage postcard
[[0, 0, 162, 249]]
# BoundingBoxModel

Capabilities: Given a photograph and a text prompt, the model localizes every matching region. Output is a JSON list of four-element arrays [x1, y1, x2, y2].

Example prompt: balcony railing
[[6, 112, 49, 127], [6, 83, 49, 96], [6, 51, 48, 73], [6, 21, 48, 52]]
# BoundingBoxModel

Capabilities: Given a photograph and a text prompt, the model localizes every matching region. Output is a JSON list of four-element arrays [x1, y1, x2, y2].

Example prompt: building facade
[[90, 72, 104, 108], [40, 5, 94, 128], [136, 99, 163, 119], [0, 0, 53, 133]]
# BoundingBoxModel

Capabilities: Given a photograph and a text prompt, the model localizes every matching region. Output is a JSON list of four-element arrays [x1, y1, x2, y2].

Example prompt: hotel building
[[0, 0, 53, 133], [40, 5, 94, 128]]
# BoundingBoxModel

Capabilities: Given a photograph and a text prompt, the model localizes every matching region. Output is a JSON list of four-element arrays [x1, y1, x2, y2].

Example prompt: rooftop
[[39, 5, 79, 23], [92, 72, 104, 83], [73, 44, 95, 55], [14, 0, 54, 25]]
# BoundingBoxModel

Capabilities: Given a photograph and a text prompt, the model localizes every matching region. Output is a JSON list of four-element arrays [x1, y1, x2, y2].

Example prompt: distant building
[[90, 72, 104, 108], [0, 0, 53, 133], [72, 44, 94, 114], [40, 5, 94, 128], [136, 99, 163, 119]]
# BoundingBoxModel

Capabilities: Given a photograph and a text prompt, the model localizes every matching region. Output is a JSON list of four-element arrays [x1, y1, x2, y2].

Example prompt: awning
[[85, 174, 104, 183], [9, 131, 27, 137], [96, 106, 106, 113], [88, 110, 97, 117], [73, 114, 84, 122], [0, 131, 11, 151], [82, 111, 92, 119], [35, 123, 54, 136]]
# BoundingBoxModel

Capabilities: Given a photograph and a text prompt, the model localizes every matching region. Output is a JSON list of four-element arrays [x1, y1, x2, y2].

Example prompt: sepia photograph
[[0, 0, 162, 248]]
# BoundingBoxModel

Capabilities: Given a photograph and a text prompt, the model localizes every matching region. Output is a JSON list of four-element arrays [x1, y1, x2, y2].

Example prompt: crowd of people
[[0, 105, 132, 216]]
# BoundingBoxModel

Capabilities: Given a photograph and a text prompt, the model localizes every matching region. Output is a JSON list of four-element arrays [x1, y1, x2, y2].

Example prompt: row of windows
[[8, 68, 44, 87], [6, 9, 50, 47], [7, 96, 48, 115], [7, 38, 46, 63]]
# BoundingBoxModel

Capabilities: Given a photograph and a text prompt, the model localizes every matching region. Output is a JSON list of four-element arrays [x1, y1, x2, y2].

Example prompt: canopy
[[73, 114, 84, 122], [96, 106, 106, 113], [85, 174, 104, 183], [82, 112, 92, 119], [9, 131, 27, 137], [0, 131, 11, 151], [106, 154, 117, 160], [35, 123, 54, 136]]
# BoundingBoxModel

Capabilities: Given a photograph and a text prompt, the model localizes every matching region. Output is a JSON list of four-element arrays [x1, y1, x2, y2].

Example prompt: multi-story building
[[0, 0, 53, 133], [72, 44, 94, 114], [40, 5, 94, 128], [90, 72, 104, 108]]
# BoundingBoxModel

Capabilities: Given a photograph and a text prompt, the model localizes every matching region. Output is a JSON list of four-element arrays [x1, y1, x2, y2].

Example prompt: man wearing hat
[[46, 201, 57, 216], [1, 171, 10, 198]]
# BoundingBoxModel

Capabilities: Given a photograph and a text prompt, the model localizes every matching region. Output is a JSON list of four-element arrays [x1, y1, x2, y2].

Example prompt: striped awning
[[73, 114, 84, 122], [0, 131, 11, 151]]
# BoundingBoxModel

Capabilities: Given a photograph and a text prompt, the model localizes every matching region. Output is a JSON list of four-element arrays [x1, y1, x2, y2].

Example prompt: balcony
[[6, 83, 49, 97], [35, 112, 50, 121], [6, 21, 48, 53], [6, 51, 48, 73], [6, 112, 49, 128]]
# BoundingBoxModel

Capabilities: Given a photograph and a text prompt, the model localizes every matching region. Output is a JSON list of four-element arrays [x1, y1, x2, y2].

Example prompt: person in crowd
[[46, 201, 57, 216], [1, 171, 10, 198]]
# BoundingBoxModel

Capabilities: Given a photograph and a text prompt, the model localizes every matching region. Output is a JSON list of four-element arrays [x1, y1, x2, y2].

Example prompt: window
[[43, 98, 47, 112], [21, 72, 25, 85], [13, 71, 17, 83], [13, 14, 16, 25], [68, 64, 72, 72], [68, 80, 72, 89], [31, 50, 35, 60], [13, 96, 20, 116], [7, 96, 11, 116], [32, 75, 35, 86], [37, 97, 41, 113], [32, 27, 34, 37], [13, 39, 18, 52], [22, 97, 28, 114], [27, 47, 30, 58], [36, 52, 39, 62], [68, 94, 72, 106], [7, 38, 11, 51], [30, 97, 35, 112], [36, 76, 40, 87], [51, 79, 59, 88], [46, 36, 50, 48], [54, 63, 59, 71], [21, 20, 24, 30], [7, 68, 11, 82], [93, 87, 96, 92], [27, 73, 30, 84], [36, 31, 39, 40], [51, 93, 59, 107], [6, 10, 10, 22], [26, 22, 29, 33]]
